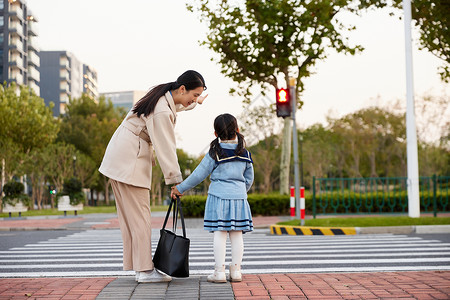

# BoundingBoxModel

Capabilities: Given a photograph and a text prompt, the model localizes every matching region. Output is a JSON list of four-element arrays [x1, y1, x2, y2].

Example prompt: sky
[[27, 0, 449, 156]]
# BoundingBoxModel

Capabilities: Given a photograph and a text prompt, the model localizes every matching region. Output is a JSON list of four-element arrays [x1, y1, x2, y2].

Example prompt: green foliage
[[62, 177, 85, 206], [181, 194, 290, 217], [3, 181, 24, 198], [187, 0, 379, 103], [2, 181, 31, 207], [390, 0, 450, 82], [58, 94, 125, 192], [0, 83, 59, 183], [181, 195, 207, 217], [0, 83, 59, 153]]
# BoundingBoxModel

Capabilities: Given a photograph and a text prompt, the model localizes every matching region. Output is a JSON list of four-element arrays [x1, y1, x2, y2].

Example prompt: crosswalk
[[1, 229, 450, 277]]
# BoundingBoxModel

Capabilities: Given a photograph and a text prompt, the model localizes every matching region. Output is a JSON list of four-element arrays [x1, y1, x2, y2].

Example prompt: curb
[[270, 224, 450, 235], [270, 224, 356, 235]]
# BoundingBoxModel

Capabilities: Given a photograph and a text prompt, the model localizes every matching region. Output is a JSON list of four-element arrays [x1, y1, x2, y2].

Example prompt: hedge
[[180, 191, 448, 217]]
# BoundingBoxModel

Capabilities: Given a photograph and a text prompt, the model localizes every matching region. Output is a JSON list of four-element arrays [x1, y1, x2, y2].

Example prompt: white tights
[[213, 230, 243, 268]]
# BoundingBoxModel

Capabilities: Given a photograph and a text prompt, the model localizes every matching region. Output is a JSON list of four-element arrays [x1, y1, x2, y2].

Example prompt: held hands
[[171, 185, 182, 199], [196, 94, 208, 104]]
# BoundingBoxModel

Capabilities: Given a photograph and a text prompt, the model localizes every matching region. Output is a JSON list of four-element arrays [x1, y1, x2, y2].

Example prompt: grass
[[278, 216, 450, 227], [0, 205, 169, 218]]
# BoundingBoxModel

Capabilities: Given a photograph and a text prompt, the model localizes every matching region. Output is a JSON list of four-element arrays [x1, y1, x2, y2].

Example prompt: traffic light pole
[[289, 78, 303, 225]]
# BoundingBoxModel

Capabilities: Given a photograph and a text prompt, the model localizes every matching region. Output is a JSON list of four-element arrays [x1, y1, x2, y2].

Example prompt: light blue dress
[[176, 143, 254, 232]]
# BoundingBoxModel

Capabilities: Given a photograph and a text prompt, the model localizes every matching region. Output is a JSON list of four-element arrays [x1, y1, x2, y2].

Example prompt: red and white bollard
[[300, 186, 305, 225], [290, 186, 295, 218]]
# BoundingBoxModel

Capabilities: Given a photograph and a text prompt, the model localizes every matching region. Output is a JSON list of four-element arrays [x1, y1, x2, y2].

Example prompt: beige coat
[[99, 91, 195, 189]]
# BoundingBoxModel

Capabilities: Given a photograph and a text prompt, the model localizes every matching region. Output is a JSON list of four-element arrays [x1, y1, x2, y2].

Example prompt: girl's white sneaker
[[207, 264, 227, 283], [135, 271, 140, 282], [229, 264, 242, 282], [138, 269, 172, 283]]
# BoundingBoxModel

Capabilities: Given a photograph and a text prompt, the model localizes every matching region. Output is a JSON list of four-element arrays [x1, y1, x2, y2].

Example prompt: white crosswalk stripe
[[1, 229, 449, 277]]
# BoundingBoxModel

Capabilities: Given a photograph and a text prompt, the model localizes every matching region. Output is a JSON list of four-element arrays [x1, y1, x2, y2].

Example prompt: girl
[[171, 113, 254, 283], [99, 70, 207, 283]]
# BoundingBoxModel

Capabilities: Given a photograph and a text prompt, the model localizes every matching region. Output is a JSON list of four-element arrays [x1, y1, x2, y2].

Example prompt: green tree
[[0, 84, 59, 154], [240, 104, 283, 193], [187, 0, 382, 194], [0, 83, 59, 210], [392, 0, 450, 82], [301, 124, 335, 182], [42, 143, 78, 208], [58, 94, 125, 205]]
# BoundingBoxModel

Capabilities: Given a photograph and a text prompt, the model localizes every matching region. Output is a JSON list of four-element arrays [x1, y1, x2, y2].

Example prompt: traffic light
[[49, 185, 56, 195], [276, 88, 291, 118]]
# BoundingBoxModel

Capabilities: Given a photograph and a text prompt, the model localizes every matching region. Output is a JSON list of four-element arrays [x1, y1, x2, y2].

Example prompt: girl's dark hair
[[132, 70, 206, 117], [209, 113, 246, 160]]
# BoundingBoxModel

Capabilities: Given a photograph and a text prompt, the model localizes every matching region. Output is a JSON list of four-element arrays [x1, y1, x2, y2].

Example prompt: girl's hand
[[171, 186, 182, 199], [196, 94, 208, 104]]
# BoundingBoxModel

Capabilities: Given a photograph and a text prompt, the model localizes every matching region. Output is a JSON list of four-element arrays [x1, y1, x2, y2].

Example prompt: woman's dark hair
[[209, 113, 246, 160], [132, 70, 206, 117]]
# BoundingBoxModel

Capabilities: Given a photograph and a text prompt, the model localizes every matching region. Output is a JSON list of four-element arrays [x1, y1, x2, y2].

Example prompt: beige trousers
[[110, 179, 154, 271]]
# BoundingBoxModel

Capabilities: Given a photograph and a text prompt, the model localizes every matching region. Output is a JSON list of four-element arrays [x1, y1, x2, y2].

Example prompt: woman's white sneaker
[[138, 269, 172, 283], [135, 271, 140, 282]]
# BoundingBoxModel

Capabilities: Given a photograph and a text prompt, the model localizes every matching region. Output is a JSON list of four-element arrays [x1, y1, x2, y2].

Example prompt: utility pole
[[403, 0, 420, 218], [290, 78, 302, 224]]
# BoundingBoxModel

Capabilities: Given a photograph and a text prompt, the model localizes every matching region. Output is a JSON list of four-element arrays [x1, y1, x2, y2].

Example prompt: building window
[[0, 16, 4, 27]]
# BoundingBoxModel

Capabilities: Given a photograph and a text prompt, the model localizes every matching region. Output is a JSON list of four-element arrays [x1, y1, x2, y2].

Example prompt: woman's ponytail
[[132, 70, 206, 118], [132, 82, 175, 117]]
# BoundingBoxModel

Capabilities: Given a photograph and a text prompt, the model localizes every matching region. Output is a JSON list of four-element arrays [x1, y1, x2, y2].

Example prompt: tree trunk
[[104, 176, 110, 205], [157, 184, 162, 205], [280, 118, 292, 194]]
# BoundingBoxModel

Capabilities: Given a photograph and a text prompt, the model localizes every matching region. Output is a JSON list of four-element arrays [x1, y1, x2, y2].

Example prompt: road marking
[[1, 229, 449, 277]]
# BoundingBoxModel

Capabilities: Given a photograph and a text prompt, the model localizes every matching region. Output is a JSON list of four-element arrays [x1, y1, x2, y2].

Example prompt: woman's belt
[[121, 121, 156, 166], [122, 122, 151, 145]]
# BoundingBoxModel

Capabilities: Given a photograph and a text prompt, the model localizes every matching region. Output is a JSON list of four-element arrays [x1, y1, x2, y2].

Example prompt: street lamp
[[73, 155, 77, 177]]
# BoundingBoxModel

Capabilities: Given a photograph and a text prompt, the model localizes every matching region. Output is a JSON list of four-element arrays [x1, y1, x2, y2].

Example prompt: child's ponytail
[[235, 131, 245, 155], [208, 137, 223, 160]]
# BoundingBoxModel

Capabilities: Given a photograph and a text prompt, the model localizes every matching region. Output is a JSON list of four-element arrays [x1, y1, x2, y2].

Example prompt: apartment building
[[39, 51, 98, 115], [0, 0, 40, 95]]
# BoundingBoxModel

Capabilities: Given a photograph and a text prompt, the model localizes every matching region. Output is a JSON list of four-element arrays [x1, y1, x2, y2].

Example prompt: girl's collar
[[219, 136, 238, 144]]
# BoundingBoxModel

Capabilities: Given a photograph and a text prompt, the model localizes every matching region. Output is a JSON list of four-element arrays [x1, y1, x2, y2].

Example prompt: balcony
[[27, 65, 40, 81], [27, 41, 38, 52], [9, 37, 24, 53], [8, 69, 24, 84], [8, 21, 24, 37], [8, 57, 24, 70], [60, 81, 70, 93], [60, 57, 69, 70], [27, 50, 39, 67], [9, 4, 24, 20], [27, 21, 38, 36], [28, 80, 40, 96]]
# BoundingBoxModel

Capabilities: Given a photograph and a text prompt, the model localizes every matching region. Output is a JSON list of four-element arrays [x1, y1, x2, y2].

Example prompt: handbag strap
[[177, 196, 187, 238], [161, 196, 187, 238]]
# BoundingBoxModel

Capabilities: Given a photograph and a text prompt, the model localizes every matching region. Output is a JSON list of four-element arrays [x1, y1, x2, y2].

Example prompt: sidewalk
[[1, 271, 449, 299]]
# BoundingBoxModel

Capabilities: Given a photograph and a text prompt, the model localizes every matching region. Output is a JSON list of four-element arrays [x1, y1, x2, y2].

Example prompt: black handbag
[[153, 196, 190, 277]]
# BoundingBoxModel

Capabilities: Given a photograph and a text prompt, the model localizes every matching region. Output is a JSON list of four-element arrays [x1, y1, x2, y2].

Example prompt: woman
[[99, 70, 207, 283]]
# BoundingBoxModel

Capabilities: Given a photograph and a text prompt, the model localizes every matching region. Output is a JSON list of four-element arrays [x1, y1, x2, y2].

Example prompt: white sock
[[213, 231, 227, 268], [229, 230, 244, 266]]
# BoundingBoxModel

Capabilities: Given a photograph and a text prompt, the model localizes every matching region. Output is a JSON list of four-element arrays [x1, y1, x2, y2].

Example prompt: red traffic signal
[[276, 88, 291, 118]]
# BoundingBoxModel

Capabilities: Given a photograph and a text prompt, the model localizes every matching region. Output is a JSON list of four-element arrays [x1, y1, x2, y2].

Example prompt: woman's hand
[[196, 94, 208, 104], [171, 186, 182, 199]]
